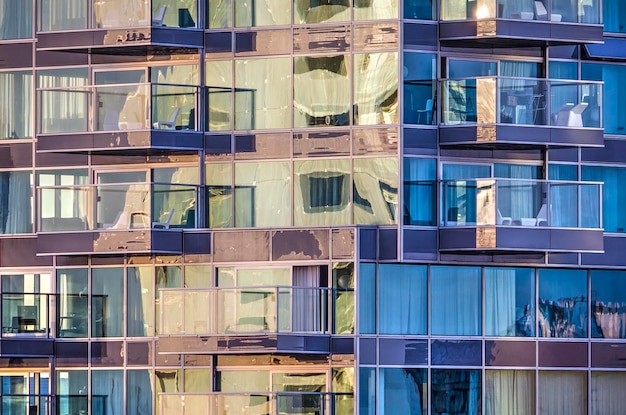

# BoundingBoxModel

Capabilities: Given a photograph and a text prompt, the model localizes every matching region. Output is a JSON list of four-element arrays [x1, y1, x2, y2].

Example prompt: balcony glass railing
[[160, 286, 333, 335], [441, 178, 602, 229], [1, 294, 52, 338], [2, 395, 50, 415], [441, 0, 600, 24], [158, 392, 352, 415], [441, 77, 602, 128], [37, 182, 199, 232], [38, 0, 198, 31], [37, 83, 200, 134]]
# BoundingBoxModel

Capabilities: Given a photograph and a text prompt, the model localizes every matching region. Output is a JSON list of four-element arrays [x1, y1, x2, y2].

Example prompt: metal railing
[[440, 178, 602, 229], [37, 182, 199, 232], [37, 82, 200, 134], [441, 77, 602, 128], [159, 286, 337, 336], [441, 0, 601, 24], [0, 293, 52, 338], [158, 392, 353, 415]]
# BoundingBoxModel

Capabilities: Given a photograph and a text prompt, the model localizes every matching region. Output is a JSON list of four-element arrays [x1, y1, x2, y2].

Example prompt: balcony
[[36, 83, 202, 154], [439, 0, 603, 46], [36, 182, 199, 255], [36, 0, 202, 51], [158, 392, 353, 415], [439, 178, 604, 252], [439, 77, 603, 148], [0, 294, 53, 356], [158, 286, 336, 354]]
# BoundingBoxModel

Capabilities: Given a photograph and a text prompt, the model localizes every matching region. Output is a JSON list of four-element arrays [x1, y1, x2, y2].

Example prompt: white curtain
[[485, 268, 517, 336], [538, 371, 586, 415], [591, 372, 626, 415], [431, 266, 481, 336], [292, 266, 320, 332], [92, 371, 124, 415], [127, 370, 153, 415], [0, 172, 32, 234], [485, 370, 534, 415], [0, 71, 32, 139], [0, 0, 32, 39]]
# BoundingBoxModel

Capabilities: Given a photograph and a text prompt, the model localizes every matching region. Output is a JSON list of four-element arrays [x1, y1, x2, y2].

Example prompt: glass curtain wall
[[485, 267, 535, 337], [582, 165, 626, 232], [431, 266, 481, 336], [0, 0, 32, 39], [538, 269, 587, 338], [91, 268, 123, 337], [0, 171, 32, 234], [591, 270, 626, 339], [39, 0, 87, 31], [403, 158, 436, 225], [582, 63, 625, 135], [37, 68, 89, 134], [404, 53, 436, 125], [56, 269, 88, 338], [378, 264, 427, 334], [0, 71, 33, 140]]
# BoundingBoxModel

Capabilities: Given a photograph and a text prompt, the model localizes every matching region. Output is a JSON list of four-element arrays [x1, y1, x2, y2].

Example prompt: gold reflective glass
[[353, 157, 398, 225], [354, 52, 398, 125]]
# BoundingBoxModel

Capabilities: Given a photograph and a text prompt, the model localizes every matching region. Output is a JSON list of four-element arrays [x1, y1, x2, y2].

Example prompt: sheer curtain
[[549, 164, 578, 227], [0, 71, 33, 139], [0, 0, 32, 39], [127, 370, 153, 415], [485, 268, 517, 336], [538, 371, 586, 415], [379, 264, 427, 334], [92, 370, 124, 415], [0, 172, 32, 234], [431, 266, 481, 336], [485, 370, 534, 415], [591, 372, 626, 415], [582, 166, 619, 231], [292, 266, 321, 332], [403, 158, 436, 226]]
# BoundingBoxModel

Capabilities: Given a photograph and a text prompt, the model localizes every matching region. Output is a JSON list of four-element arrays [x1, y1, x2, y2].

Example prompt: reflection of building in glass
[[1, 0, 626, 413]]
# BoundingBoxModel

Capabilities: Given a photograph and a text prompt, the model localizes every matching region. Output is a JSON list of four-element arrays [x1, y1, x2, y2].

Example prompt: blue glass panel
[[431, 266, 481, 336], [378, 264, 427, 334], [359, 263, 376, 334], [485, 267, 535, 337], [432, 369, 481, 415], [581, 63, 626, 135], [379, 368, 427, 415], [404, 0, 433, 20], [538, 269, 587, 338], [582, 166, 626, 232], [404, 53, 436, 125], [404, 158, 436, 226], [359, 368, 375, 415], [591, 270, 626, 339], [549, 61, 578, 80]]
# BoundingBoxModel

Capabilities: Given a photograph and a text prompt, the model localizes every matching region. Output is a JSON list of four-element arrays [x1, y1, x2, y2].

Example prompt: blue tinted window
[[379, 368, 427, 414], [538, 269, 587, 338], [591, 271, 626, 339], [485, 267, 535, 337], [432, 369, 481, 415], [448, 60, 496, 78], [404, 0, 434, 20], [603, 0, 626, 33], [431, 266, 481, 336], [359, 368, 375, 415], [379, 264, 427, 334], [404, 158, 436, 226], [582, 166, 626, 232], [549, 61, 578, 80], [404, 53, 436, 125], [582, 63, 626, 135], [359, 263, 376, 334]]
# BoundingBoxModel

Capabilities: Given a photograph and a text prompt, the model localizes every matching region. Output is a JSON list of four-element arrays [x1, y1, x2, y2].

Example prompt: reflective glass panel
[[39, 0, 87, 31], [358, 263, 376, 334], [57, 371, 88, 415], [333, 262, 354, 334], [235, 0, 290, 26], [604, 0, 626, 33], [432, 370, 481, 415], [591, 372, 626, 415], [538, 269, 587, 338], [581, 63, 625, 135], [431, 266, 481, 336], [379, 368, 427, 415], [485, 370, 534, 415], [206, 61, 233, 131], [405, 0, 434, 19], [234, 161, 290, 227], [404, 53, 436, 125], [582, 166, 625, 232], [0, 171, 32, 234], [57, 269, 88, 338], [0, 71, 33, 139], [127, 370, 153, 415], [127, 267, 154, 337], [404, 158, 436, 226], [207, 163, 233, 228], [353, 0, 397, 20], [591, 271, 626, 339], [353, 158, 398, 225], [295, 0, 350, 24], [538, 371, 586, 415], [0, 0, 32, 39], [208, 0, 232, 27], [94, 0, 150, 28], [485, 267, 535, 337], [92, 268, 123, 337], [354, 53, 398, 126], [92, 370, 123, 414], [379, 264, 426, 334], [235, 58, 291, 130], [294, 159, 351, 226], [294, 55, 350, 128]]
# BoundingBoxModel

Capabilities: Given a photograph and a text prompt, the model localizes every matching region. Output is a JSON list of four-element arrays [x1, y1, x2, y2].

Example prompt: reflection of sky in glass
[[538, 269, 587, 338]]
